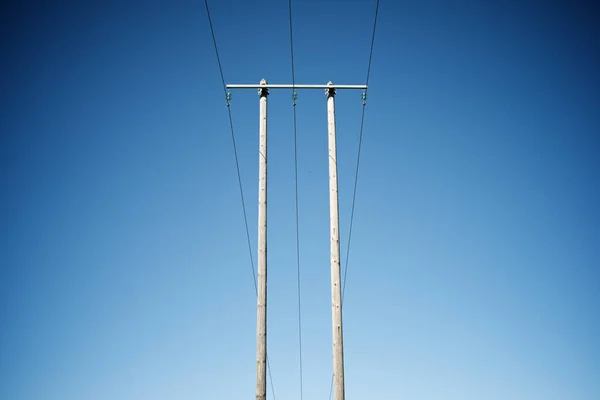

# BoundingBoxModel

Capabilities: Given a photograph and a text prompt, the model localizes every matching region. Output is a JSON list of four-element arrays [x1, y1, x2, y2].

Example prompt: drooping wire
[[288, 1, 304, 400], [328, 1, 380, 399], [342, 0, 379, 304], [363, 0, 380, 89], [289, 0, 297, 90], [204, 0, 254, 291], [204, 1, 276, 398], [341, 103, 367, 299]]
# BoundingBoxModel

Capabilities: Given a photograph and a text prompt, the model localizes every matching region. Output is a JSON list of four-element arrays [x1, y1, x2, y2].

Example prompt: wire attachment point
[[226, 90, 231, 106], [292, 90, 298, 106], [361, 91, 367, 106]]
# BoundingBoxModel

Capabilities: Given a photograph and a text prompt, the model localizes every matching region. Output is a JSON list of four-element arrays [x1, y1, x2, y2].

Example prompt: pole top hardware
[[258, 79, 269, 97], [326, 81, 336, 98]]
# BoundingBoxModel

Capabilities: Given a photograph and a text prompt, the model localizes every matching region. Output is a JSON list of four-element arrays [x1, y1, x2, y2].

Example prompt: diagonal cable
[[288, 1, 304, 399], [204, 1, 276, 398], [342, 0, 379, 304], [329, 1, 380, 399]]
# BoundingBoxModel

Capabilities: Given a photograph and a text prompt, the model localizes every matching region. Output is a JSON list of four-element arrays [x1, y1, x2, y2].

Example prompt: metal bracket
[[258, 79, 269, 98], [326, 81, 336, 98]]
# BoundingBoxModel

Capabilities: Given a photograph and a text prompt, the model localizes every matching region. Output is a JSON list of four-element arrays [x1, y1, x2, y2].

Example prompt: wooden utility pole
[[326, 81, 345, 400], [225, 81, 365, 400], [256, 79, 269, 400]]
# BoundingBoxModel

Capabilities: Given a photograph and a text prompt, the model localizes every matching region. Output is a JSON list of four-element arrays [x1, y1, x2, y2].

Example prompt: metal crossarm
[[226, 83, 367, 90]]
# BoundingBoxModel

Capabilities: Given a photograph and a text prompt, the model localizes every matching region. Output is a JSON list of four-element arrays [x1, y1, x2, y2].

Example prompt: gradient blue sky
[[1, 1, 599, 399]]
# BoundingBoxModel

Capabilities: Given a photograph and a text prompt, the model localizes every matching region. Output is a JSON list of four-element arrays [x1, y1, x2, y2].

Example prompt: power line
[[342, 0, 379, 303], [329, 0, 380, 398], [204, 0, 255, 291], [363, 0, 380, 88], [342, 0, 379, 309], [288, 1, 304, 399], [289, 0, 297, 89], [204, 1, 276, 399]]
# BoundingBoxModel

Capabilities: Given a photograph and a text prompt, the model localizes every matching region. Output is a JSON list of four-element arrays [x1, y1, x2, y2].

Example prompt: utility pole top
[[326, 81, 336, 97], [259, 79, 269, 97]]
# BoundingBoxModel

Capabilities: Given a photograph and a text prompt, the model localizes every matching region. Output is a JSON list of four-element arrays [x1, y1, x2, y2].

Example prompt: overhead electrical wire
[[204, 1, 276, 398], [288, 1, 304, 399], [329, 1, 380, 399], [343, 0, 380, 304]]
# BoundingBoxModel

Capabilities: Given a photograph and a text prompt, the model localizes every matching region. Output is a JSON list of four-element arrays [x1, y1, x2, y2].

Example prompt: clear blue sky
[[1, 1, 599, 399]]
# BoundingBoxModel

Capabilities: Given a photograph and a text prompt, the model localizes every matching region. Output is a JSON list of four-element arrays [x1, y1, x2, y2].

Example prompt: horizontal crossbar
[[226, 84, 367, 90]]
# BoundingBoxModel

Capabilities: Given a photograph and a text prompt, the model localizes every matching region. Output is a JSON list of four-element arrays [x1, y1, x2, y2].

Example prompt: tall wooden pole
[[326, 81, 345, 400], [256, 79, 269, 400], [225, 80, 365, 400]]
